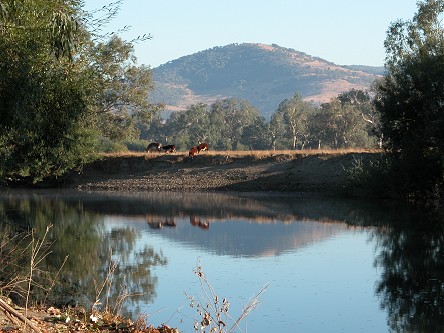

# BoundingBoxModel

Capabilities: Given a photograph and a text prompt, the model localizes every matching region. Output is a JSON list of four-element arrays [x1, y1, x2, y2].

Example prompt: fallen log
[[0, 297, 41, 332]]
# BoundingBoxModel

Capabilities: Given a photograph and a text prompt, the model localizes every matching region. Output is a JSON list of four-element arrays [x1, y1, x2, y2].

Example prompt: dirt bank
[[65, 151, 379, 195]]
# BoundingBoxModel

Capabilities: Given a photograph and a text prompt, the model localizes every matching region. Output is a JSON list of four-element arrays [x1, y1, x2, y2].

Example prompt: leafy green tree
[[375, 0, 444, 199], [86, 35, 155, 141], [0, 0, 97, 183], [139, 111, 168, 143], [267, 111, 287, 150], [273, 93, 313, 149], [240, 117, 267, 150], [0, 1, 156, 182], [209, 98, 263, 150], [338, 89, 381, 147], [162, 103, 210, 150], [306, 93, 377, 149], [307, 108, 335, 149]]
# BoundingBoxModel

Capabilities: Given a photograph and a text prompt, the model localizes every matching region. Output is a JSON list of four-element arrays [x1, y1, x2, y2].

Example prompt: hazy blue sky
[[84, 1, 418, 68]]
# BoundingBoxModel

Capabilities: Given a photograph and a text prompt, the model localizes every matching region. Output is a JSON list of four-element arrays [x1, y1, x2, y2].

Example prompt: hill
[[150, 43, 384, 119]]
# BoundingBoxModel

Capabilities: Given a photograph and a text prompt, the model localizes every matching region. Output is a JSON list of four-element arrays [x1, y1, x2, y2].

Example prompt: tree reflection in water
[[0, 194, 167, 318], [2, 191, 444, 331], [373, 211, 444, 332]]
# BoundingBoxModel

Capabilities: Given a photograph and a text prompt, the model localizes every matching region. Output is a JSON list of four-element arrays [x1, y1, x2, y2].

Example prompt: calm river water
[[1, 190, 443, 333]]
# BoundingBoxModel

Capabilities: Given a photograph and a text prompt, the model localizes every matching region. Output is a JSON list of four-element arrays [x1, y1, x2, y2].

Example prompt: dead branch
[[0, 298, 41, 332]]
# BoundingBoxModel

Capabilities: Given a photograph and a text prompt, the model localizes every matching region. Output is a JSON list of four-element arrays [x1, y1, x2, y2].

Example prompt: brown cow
[[189, 146, 198, 158], [197, 142, 209, 153], [145, 142, 162, 153], [161, 144, 176, 153]]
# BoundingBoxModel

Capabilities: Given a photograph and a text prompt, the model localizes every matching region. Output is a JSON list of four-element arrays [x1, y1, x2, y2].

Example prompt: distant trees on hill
[[139, 89, 380, 151]]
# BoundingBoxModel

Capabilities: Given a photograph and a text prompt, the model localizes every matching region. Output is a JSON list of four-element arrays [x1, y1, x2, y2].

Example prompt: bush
[[345, 154, 394, 198], [122, 140, 150, 152], [97, 138, 129, 153]]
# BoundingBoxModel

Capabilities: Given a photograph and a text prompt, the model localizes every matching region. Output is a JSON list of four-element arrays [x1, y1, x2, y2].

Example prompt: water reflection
[[0, 190, 443, 332], [0, 191, 167, 317], [372, 210, 444, 332]]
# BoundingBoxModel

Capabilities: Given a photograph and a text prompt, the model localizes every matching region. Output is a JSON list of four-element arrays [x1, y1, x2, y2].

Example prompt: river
[[0, 190, 443, 332]]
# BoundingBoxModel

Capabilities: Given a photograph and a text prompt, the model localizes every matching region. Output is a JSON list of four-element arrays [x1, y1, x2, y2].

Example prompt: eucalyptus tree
[[267, 111, 286, 150], [85, 35, 155, 141], [139, 111, 168, 143], [209, 98, 262, 150], [308, 98, 374, 149], [240, 117, 268, 150], [306, 106, 338, 149], [272, 93, 315, 149], [375, 0, 444, 198], [165, 103, 210, 150], [338, 89, 381, 147]]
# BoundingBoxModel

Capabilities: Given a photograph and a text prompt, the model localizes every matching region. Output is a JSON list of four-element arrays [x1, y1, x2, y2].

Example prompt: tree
[[165, 103, 210, 150], [375, 0, 444, 199], [0, 0, 96, 183], [273, 93, 312, 149], [209, 98, 262, 150], [0, 1, 156, 182], [240, 117, 267, 150], [267, 111, 286, 150], [86, 35, 155, 141]]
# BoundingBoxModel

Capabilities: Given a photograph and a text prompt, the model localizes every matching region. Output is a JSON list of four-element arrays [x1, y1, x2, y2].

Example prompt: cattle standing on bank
[[161, 144, 176, 153], [189, 146, 198, 158], [145, 142, 162, 153], [197, 142, 209, 153]]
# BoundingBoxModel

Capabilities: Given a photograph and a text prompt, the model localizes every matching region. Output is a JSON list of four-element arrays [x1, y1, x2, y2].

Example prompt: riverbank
[[0, 300, 177, 332], [65, 150, 381, 195], [0, 150, 381, 332]]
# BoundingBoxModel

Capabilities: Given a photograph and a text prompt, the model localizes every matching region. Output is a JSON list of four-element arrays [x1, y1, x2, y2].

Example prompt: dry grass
[[103, 148, 382, 158]]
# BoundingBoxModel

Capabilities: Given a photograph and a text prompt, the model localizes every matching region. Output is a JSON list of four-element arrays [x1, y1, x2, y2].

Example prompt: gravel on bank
[[65, 152, 375, 195]]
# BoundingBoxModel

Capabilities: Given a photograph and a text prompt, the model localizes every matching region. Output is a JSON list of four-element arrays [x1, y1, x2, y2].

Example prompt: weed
[[185, 261, 268, 333]]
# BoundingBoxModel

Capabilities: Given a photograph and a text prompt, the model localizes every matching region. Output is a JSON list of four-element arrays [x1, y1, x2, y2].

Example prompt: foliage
[[85, 35, 157, 141], [0, 0, 98, 183], [0, 1, 157, 183], [375, 0, 444, 200], [345, 154, 394, 197], [209, 98, 265, 150], [139, 90, 380, 152], [140, 98, 266, 151], [271, 93, 313, 149]]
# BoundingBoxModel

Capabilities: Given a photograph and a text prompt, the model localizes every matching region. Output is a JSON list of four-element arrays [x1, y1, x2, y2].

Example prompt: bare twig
[[187, 261, 268, 333], [26, 225, 53, 316]]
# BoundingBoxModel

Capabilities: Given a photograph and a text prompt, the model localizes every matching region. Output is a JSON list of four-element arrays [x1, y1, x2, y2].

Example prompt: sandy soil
[[64, 151, 378, 195]]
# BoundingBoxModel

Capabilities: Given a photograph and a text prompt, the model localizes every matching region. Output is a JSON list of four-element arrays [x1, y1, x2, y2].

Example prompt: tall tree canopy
[[0, 0, 155, 184], [375, 0, 444, 199]]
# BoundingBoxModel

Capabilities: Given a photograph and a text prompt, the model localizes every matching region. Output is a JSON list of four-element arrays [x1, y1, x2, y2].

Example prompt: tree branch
[[0, 298, 41, 332]]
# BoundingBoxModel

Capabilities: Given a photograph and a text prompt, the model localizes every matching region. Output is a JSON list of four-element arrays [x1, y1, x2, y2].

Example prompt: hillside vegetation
[[151, 43, 383, 118]]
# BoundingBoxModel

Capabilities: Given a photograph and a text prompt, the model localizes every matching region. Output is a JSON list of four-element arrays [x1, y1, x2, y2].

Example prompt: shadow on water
[[0, 190, 167, 318], [0, 190, 443, 331], [370, 209, 444, 333]]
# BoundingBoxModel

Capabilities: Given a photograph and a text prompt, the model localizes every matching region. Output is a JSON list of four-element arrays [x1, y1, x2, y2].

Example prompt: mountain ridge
[[151, 43, 383, 118]]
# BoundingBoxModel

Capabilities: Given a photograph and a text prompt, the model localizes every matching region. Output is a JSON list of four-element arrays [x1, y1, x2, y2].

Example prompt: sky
[[83, 0, 419, 68]]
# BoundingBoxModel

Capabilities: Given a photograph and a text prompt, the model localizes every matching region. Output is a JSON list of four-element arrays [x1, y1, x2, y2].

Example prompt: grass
[[103, 148, 383, 158]]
